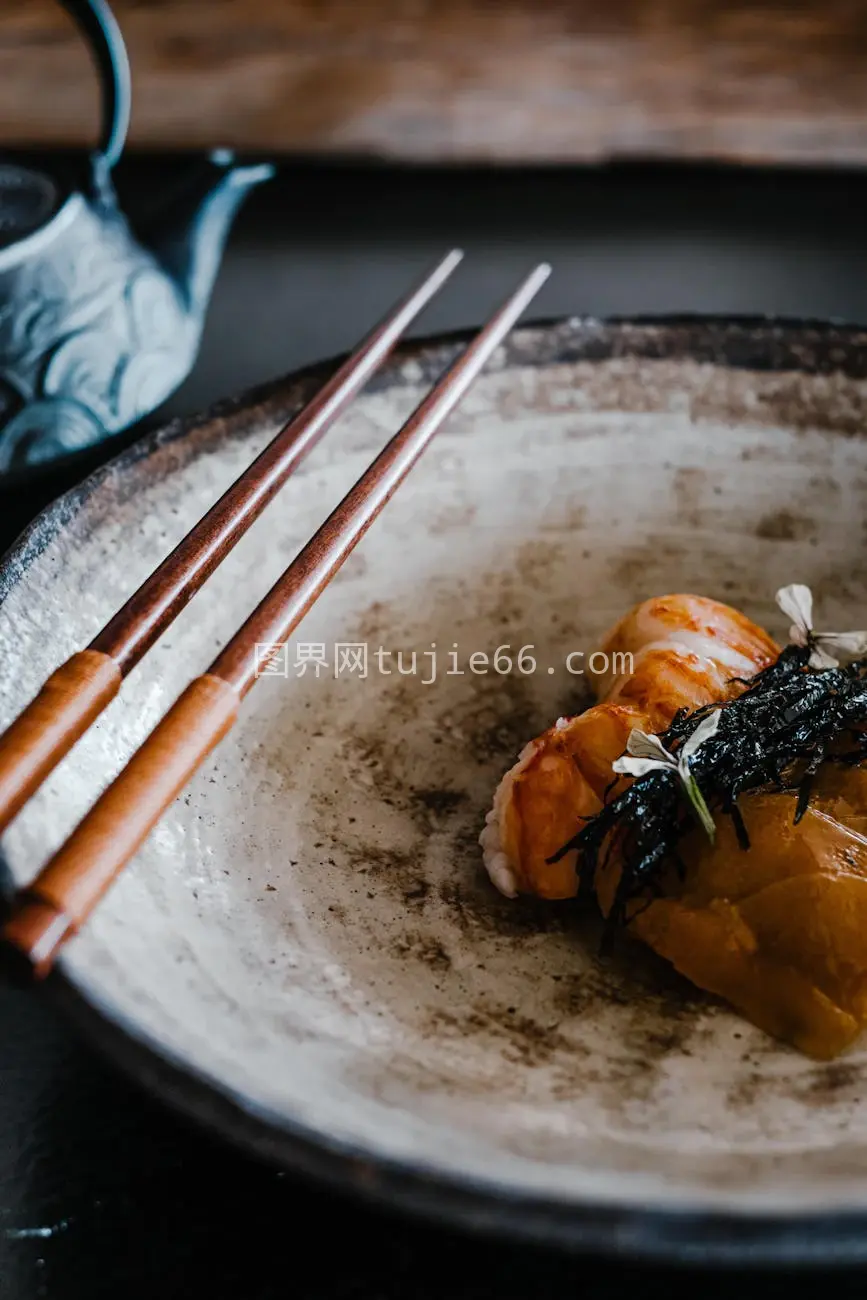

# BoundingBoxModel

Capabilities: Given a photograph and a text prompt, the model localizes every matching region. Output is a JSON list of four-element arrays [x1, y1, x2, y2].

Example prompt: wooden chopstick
[[1, 263, 551, 980], [0, 249, 463, 838]]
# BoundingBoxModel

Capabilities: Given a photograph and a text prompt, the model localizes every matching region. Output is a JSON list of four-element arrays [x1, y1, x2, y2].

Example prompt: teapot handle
[[58, 0, 131, 205]]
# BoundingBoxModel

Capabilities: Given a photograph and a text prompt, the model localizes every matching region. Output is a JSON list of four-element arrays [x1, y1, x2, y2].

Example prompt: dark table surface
[[5, 159, 867, 1298]]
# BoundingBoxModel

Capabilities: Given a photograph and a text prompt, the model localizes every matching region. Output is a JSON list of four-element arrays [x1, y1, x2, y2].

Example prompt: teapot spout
[[148, 150, 273, 318]]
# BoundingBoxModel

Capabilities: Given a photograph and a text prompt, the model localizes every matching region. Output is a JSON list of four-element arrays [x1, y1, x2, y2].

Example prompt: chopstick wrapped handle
[[2, 674, 239, 979], [0, 651, 121, 835]]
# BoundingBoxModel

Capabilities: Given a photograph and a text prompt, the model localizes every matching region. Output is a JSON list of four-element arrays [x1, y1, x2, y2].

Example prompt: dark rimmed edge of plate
[[4, 314, 867, 1268]]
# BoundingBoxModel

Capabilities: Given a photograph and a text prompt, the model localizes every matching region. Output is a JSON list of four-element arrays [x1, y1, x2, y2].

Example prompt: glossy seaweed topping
[[550, 643, 867, 938]]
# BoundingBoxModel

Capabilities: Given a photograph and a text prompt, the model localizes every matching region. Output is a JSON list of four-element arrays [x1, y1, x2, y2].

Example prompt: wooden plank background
[[2, 0, 867, 166]]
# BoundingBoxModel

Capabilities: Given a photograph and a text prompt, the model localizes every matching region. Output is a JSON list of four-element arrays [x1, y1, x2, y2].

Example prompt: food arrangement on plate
[[7, 317, 867, 1261], [482, 585, 867, 1060]]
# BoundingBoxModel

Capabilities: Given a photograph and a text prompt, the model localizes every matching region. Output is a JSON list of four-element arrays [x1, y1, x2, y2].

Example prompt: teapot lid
[[0, 166, 61, 249], [0, 3, 129, 249]]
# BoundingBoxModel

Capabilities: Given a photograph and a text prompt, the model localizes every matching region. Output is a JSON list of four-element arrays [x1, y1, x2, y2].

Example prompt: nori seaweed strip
[[549, 644, 867, 939]]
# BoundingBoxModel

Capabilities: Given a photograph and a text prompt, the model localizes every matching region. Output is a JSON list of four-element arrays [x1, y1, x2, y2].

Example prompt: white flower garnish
[[775, 584, 867, 670], [612, 710, 722, 842]]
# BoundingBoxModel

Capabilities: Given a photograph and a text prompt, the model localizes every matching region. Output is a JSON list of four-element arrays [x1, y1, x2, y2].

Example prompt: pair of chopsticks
[[0, 252, 551, 980]]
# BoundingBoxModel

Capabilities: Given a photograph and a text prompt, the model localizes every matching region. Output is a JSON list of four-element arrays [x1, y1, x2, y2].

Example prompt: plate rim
[[5, 313, 867, 1266]]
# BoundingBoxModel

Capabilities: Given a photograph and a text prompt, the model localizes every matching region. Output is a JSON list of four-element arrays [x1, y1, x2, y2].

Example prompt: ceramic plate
[[4, 318, 867, 1264]]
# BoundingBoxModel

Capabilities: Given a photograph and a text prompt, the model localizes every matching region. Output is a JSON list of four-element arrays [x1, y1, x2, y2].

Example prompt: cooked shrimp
[[480, 705, 641, 899], [480, 591, 867, 1057], [481, 594, 779, 901], [596, 593, 779, 705]]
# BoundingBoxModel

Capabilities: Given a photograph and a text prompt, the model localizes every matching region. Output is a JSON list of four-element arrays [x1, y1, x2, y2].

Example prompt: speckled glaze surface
[[4, 318, 867, 1263]]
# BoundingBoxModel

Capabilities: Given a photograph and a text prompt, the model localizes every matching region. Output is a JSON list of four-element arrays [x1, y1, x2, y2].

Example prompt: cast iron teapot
[[0, 0, 273, 473]]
